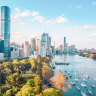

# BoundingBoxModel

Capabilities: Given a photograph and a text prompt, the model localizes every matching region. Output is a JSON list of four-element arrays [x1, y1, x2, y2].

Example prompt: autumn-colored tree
[[50, 72, 67, 90], [42, 65, 53, 80]]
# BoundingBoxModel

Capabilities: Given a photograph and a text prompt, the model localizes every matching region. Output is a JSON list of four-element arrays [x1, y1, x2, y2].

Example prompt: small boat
[[91, 84, 95, 88], [86, 75, 89, 78], [75, 78, 79, 82], [69, 75, 72, 78], [81, 92, 87, 96], [52, 66, 55, 69], [88, 90, 93, 94], [80, 83, 87, 88], [76, 87, 80, 90], [70, 82, 76, 86], [83, 78, 87, 82]]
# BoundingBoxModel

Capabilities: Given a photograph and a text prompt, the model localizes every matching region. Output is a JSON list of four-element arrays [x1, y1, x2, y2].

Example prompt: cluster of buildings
[[78, 48, 96, 55], [56, 37, 77, 55], [0, 6, 53, 60], [0, 6, 77, 60]]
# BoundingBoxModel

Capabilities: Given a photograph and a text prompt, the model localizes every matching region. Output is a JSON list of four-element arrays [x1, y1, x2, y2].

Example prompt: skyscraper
[[64, 37, 67, 54], [36, 39, 41, 55], [40, 33, 51, 57], [64, 37, 66, 48], [23, 41, 30, 57], [30, 38, 36, 54], [1, 6, 11, 58]]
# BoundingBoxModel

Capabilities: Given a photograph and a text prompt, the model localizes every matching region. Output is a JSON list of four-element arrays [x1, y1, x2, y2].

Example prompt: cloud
[[68, 24, 96, 31], [83, 25, 92, 31], [31, 11, 39, 16], [11, 7, 68, 24], [83, 25, 96, 31], [55, 15, 68, 24], [31, 11, 45, 23], [20, 10, 31, 17], [32, 15, 45, 22]]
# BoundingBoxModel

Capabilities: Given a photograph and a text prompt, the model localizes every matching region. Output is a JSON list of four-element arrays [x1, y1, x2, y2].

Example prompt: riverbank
[[79, 53, 96, 59]]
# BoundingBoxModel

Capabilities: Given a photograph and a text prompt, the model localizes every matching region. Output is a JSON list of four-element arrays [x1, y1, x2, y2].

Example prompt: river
[[52, 55, 96, 96]]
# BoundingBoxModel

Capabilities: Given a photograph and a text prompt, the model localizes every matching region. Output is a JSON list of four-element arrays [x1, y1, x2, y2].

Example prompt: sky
[[0, 0, 96, 49]]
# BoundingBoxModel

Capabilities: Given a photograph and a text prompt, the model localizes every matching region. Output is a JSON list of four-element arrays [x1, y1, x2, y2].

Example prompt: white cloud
[[83, 25, 91, 30], [31, 11, 39, 16], [32, 15, 45, 22], [11, 8, 31, 23], [20, 10, 31, 17], [11, 8, 68, 24], [31, 11, 45, 23], [55, 15, 68, 24], [83, 25, 96, 31], [69, 24, 96, 31]]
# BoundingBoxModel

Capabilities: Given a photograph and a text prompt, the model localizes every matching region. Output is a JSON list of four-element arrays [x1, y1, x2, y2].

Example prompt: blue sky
[[0, 0, 96, 49]]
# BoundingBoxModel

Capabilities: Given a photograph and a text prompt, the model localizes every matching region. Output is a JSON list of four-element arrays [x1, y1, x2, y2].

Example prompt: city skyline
[[0, 0, 96, 49]]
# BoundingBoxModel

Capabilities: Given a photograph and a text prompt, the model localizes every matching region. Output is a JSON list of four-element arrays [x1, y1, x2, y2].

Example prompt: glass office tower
[[1, 6, 11, 58]]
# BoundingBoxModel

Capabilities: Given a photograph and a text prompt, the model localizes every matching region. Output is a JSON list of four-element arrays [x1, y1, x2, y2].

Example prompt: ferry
[[55, 62, 69, 65]]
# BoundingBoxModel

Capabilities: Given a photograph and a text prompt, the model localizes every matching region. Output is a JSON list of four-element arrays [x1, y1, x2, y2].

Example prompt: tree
[[3, 62, 12, 68], [29, 58, 37, 72], [6, 73, 22, 87], [4, 89, 13, 96], [42, 65, 53, 80], [42, 88, 64, 96], [34, 75, 42, 85], [50, 72, 67, 90]]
